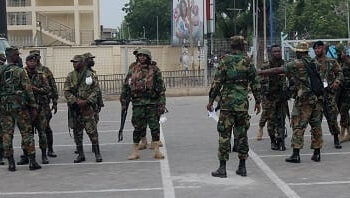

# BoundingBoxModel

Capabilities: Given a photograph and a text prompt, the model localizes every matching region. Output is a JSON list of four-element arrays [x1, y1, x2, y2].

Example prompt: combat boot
[[128, 144, 140, 160], [277, 138, 286, 151], [7, 156, 16, 172], [92, 144, 103, 162], [138, 137, 148, 150], [17, 150, 29, 165], [232, 139, 238, 152], [0, 148, 5, 165], [154, 141, 165, 159], [41, 148, 49, 164], [47, 147, 57, 158], [285, 148, 300, 163], [28, 154, 42, 170], [256, 126, 263, 141], [236, 159, 247, 177], [270, 137, 279, 150], [74, 145, 86, 163], [159, 140, 163, 147], [333, 134, 342, 149], [339, 127, 346, 142], [311, 148, 321, 162], [211, 160, 227, 178]]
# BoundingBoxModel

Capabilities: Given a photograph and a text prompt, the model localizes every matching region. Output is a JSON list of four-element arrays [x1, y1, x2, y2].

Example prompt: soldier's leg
[[257, 103, 268, 140], [339, 102, 350, 142], [148, 105, 164, 159], [309, 101, 323, 162], [84, 115, 102, 162], [73, 119, 85, 163], [138, 129, 148, 150], [233, 111, 250, 177], [0, 125, 4, 165], [45, 107, 57, 157], [16, 110, 41, 170], [1, 113, 16, 171], [35, 110, 49, 164], [325, 103, 342, 148], [129, 106, 147, 160], [211, 110, 234, 178]]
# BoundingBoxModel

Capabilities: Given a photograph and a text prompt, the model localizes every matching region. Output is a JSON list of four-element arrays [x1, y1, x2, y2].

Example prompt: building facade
[[6, 0, 100, 46]]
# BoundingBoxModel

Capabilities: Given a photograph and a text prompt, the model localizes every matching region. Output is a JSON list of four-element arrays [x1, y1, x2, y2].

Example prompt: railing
[[7, 0, 31, 7], [55, 69, 216, 96], [7, 12, 32, 25], [36, 13, 75, 42]]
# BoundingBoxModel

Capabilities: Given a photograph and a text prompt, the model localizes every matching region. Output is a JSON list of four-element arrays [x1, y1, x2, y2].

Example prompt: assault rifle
[[118, 98, 130, 142]]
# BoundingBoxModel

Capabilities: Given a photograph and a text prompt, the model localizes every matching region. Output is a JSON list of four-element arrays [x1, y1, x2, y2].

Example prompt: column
[[74, 0, 80, 45]]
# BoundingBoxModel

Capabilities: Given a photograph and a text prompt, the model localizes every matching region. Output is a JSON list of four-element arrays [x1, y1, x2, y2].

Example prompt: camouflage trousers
[[217, 110, 250, 160], [258, 100, 271, 128], [291, 99, 323, 149], [323, 91, 340, 135], [73, 114, 99, 146], [0, 109, 36, 157], [42, 103, 55, 149], [27, 108, 48, 150], [132, 105, 160, 144], [259, 99, 285, 138], [339, 90, 350, 128], [0, 123, 3, 153]]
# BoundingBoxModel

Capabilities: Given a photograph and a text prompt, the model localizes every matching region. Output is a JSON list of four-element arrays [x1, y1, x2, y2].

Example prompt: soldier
[[0, 47, 41, 171], [207, 36, 261, 177], [0, 53, 6, 165], [30, 50, 58, 157], [120, 48, 166, 160], [313, 41, 342, 149], [258, 45, 289, 151], [259, 42, 324, 163], [335, 43, 350, 142], [64, 55, 103, 163]]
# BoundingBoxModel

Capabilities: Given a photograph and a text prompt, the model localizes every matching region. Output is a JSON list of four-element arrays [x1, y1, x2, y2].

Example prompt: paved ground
[[0, 96, 350, 198]]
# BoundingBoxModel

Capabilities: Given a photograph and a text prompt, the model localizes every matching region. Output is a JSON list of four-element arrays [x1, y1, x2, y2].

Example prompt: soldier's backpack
[[301, 58, 324, 97]]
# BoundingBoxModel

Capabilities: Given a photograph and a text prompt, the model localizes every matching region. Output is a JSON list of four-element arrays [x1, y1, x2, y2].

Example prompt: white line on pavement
[[159, 123, 176, 198], [13, 142, 133, 149], [288, 181, 350, 186], [0, 161, 159, 168], [0, 186, 200, 196], [13, 129, 133, 137], [259, 151, 350, 158], [249, 150, 301, 198]]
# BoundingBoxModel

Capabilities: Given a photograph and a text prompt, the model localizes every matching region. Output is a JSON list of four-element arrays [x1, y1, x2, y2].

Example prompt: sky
[[100, 0, 129, 28]]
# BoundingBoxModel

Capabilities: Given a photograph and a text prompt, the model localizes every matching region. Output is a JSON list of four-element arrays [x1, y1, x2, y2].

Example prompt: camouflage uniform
[[64, 55, 102, 163], [0, 53, 6, 165], [0, 47, 41, 171], [209, 52, 261, 161], [29, 50, 58, 157], [120, 48, 166, 160]]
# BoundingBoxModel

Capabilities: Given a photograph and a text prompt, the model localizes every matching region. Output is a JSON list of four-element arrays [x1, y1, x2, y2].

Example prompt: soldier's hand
[[206, 102, 214, 112], [51, 103, 58, 114], [77, 99, 88, 108], [30, 108, 38, 121], [32, 86, 40, 92], [254, 103, 261, 115], [158, 104, 165, 115], [331, 81, 340, 91]]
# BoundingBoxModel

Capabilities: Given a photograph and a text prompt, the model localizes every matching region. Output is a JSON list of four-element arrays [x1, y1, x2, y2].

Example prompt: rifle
[[118, 99, 130, 142]]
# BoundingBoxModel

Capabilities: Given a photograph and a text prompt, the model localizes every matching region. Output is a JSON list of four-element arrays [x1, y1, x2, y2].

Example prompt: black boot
[[270, 137, 279, 150], [47, 147, 57, 158], [41, 148, 49, 164], [211, 160, 227, 178], [236, 159, 247, 177], [7, 156, 16, 172], [17, 150, 29, 165], [93, 144, 103, 162], [92, 144, 95, 153], [285, 148, 300, 163], [74, 145, 85, 163], [28, 154, 42, 170], [232, 139, 238, 152], [334, 135, 342, 149], [277, 138, 286, 151], [0, 149, 4, 165], [311, 148, 321, 162]]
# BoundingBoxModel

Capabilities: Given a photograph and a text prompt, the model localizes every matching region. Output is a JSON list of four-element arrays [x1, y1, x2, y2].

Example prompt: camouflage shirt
[[25, 67, 51, 106], [0, 63, 37, 110], [261, 59, 287, 99], [120, 62, 166, 106], [209, 52, 261, 111], [88, 67, 104, 110], [316, 56, 342, 87], [37, 64, 58, 105]]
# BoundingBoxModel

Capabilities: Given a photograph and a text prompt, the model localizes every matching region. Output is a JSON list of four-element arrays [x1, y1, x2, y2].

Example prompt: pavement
[[0, 96, 350, 198]]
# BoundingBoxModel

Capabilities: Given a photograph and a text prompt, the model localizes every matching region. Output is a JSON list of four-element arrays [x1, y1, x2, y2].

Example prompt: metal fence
[[55, 69, 215, 96]]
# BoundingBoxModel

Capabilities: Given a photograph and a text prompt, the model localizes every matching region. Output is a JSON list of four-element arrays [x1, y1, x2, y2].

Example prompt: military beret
[[230, 35, 247, 46], [5, 46, 19, 56], [29, 49, 41, 56], [70, 55, 85, 62], [82, 52, 95, 59], [0, 53, 5, 61], [26, 54, 37, 61]]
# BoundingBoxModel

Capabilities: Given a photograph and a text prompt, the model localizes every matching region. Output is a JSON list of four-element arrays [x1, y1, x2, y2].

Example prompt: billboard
[[172, 0, 204, 46]]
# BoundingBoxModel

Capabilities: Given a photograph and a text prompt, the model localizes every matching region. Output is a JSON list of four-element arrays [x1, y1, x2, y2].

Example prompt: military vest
[[129, 63, 159, 98]]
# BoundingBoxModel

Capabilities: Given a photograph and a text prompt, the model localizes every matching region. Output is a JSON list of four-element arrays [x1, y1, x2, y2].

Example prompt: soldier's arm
[[46, 68, 59, 105], [332, 60, 343, 84], [36, 74, 51, 94], [20, 69, 38, 109], [208, 61, 225, 104], [155, 68, 166, 106], [248, 63, 261, 104], [120, 70, 132, 106], [64, 74, 78, 106]]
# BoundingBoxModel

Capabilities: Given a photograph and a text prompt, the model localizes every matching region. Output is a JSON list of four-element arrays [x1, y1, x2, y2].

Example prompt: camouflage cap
[[230, 35, 248, 46], [295, 42, 309, 52], [137, 48, 152, 60], [26, 54, 37, 61], [5, 46, 19, 56], [133, 47, 141, 56], [70, 55, 85, 62], [0, 53, 5, 61], [335, 43, 346, 53], [82, 52, 95, 59], [29, 49, 41, 56]]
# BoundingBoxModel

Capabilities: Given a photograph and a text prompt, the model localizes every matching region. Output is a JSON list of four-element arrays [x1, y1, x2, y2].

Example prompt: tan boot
[[149, 140, 163, 149], [138, 137, 147, 150], [256, 127, 263, 141], [128, 144, 140, 160], [149, 141, 156, 150], [153, 141, 165, 159], [158, 140, 163, 147], [343, 127, 350, 142], [339, 127, 346, 142]]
